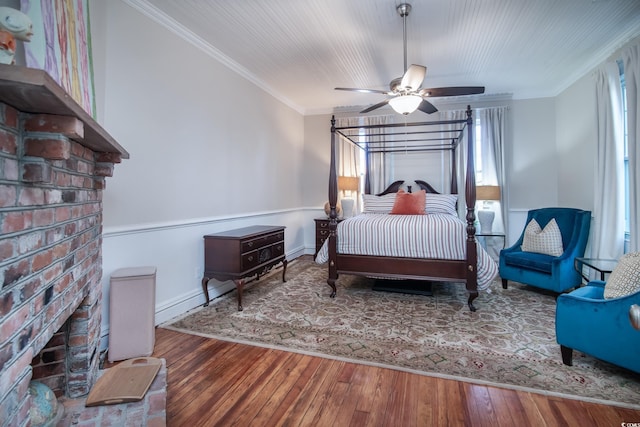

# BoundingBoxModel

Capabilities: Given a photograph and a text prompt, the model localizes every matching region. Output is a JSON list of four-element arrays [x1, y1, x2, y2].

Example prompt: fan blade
[[420, 86, 485, 97], [360, 99, 390, 114], [400, 64, 426, 91], [335, 87, 390, 95], [417, 99, 438, 114]]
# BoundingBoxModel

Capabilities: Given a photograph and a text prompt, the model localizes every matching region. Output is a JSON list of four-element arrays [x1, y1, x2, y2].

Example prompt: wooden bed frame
[[326, 105, 480, 311]]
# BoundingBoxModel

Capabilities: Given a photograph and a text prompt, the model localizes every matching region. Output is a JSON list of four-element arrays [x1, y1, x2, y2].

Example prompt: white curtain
[[479, 107, 507, 234], [623, 43, 640, 252], [439, 110, 468, 217], [593, 62, 626, 259], [336, 117, 362, 212], [363, 115, 389, 195], [336, 116, 361, 179]]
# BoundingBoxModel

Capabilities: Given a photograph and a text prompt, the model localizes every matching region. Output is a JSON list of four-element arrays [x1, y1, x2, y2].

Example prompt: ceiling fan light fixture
[[389, 94, 422, 115]]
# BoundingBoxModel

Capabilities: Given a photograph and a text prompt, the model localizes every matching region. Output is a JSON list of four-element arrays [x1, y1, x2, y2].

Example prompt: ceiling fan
[[335, 3, 485, 115]]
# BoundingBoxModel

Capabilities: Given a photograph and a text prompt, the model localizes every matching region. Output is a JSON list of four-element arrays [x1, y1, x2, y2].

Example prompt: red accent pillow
[[390, 189, 426, 215]]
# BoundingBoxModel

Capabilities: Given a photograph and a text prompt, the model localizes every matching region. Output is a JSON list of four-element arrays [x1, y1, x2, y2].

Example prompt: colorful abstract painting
[[21, 0, 95, 117]]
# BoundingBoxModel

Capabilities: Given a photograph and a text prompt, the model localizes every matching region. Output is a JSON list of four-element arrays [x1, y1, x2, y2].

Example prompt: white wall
[[302, 114, 332, 208], [554, 72, 599, 256], [555, 72, 597, 211], [90, 1, 317, 348], [97, 3, 305, 226], [508, 98, 558, 208], [503, 98, 556, 244]]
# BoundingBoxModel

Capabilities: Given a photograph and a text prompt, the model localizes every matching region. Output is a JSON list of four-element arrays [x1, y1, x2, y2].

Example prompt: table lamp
[[338, 176, 359, 218], [476, 185, 500, 234]]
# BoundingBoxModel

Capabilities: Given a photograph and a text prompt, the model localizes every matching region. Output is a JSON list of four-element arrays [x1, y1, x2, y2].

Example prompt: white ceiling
[[129, 0, 640, 115]]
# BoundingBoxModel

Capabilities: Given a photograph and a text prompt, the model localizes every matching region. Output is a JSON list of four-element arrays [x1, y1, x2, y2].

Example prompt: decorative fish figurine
[[0, 30, 16, 64], [0, 6, 33, 42]]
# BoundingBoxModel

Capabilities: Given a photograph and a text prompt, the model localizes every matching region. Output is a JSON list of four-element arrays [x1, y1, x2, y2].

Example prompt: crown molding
[[121, 0, 305, 115]]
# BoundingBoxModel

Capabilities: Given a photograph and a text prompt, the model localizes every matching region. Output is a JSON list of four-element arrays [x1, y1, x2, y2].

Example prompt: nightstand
[[314, 218, 343, 257], [476, 233, 506, 248]]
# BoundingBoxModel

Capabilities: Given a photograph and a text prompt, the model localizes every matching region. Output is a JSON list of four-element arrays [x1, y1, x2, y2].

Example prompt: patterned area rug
[[163, 256, 640, 408]]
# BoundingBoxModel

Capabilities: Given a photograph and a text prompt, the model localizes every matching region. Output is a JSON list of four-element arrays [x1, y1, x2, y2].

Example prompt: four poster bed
[[316, 105, 497, 311]]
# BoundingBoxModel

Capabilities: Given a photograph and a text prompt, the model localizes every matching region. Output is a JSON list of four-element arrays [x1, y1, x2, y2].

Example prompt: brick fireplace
[[0, 65, 128, 424]]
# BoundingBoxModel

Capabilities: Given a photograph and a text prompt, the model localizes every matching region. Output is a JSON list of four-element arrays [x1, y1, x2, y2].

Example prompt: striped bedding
[[315, 213, 498, 291]]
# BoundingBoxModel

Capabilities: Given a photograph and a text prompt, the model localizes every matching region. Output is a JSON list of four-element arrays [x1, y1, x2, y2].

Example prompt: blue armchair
[[499, 207, 591, 293], [556, 281, 640, 374]]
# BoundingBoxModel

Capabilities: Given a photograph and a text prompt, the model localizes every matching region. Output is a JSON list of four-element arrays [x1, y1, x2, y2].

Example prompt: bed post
[[327, 116, 338, 297], [364, 146, 371, 195], [465, 105, 479, 311], [450, 139, 458, 194]]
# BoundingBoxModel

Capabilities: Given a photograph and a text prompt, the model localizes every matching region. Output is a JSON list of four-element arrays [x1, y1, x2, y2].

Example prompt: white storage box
[[108, 266, 157, 362]]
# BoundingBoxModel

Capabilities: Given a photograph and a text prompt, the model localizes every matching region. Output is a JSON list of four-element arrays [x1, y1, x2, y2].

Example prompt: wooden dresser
[[314, 218, 343, 257], [202, 225, 286, 310]]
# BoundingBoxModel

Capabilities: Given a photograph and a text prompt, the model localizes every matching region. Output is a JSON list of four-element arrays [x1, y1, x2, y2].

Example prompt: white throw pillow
[[362, 193, 397, 214], [604, 252, 640, 299], [521, 218, 564, 256], [425, 194, 458, 216]]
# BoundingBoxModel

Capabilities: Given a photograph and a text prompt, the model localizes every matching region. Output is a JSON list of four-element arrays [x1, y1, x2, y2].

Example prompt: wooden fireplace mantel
[[0, 63, 129, 159]]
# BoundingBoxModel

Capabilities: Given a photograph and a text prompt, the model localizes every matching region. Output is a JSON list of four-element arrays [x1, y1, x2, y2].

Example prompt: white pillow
[[604, 252, 640, 299], [362, 193, 397, 213], [521, 218, 564, 256], [426, 194, 458, 216]]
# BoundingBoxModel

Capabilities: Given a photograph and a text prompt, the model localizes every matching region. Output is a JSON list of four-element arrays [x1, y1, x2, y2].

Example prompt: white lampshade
[[389, 95, 422, 115]]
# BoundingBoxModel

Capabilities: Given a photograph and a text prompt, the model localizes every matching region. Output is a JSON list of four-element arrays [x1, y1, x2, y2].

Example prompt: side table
[[574, 257, 617, 283], [314, 218, 344, 257], [476, 233, 505, 263], [476, 233, 506, 248]]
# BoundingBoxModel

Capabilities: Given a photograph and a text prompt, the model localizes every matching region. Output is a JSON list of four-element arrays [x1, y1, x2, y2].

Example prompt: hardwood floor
[[153, 328, 640, 426]]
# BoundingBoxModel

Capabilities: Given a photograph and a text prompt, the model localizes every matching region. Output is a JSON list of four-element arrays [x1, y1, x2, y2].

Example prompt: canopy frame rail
[[334, 119, 467, 155]]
